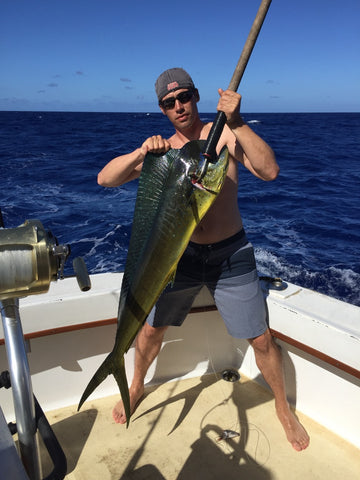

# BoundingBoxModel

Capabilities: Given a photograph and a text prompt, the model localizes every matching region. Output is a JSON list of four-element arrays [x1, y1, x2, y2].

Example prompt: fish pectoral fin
[[167, 268, 177, 287], [189, 195, 200, 223]]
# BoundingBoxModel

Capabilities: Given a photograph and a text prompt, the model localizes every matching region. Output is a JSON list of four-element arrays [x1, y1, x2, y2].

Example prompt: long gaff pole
[[203, 0, 272, 162]]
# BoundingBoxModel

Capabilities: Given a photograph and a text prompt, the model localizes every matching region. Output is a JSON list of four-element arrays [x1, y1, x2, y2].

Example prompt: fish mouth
[[191, 176, 217, 194]]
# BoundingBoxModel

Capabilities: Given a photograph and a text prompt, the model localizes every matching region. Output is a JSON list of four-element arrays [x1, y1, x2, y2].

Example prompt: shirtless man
[[98, 68, 310, 451]]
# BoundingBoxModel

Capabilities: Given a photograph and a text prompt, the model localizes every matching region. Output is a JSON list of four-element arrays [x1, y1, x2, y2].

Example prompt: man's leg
[[112, 323, 168, 424], [248, 328, 310, 451]]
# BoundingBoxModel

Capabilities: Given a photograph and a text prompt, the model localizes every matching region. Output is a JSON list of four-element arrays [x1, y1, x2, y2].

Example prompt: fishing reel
[[0, 219, 90, 300]]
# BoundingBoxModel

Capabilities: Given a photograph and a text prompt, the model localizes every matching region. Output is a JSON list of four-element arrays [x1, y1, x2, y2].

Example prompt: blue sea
[[0, 111, 359, 306]]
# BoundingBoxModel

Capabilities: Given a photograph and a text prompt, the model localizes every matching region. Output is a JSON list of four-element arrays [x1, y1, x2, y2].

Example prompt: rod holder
[[0, 298, 42, 480]]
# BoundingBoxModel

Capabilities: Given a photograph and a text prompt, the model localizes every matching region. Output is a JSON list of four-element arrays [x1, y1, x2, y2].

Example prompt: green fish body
[[78, 140, 229, 425]]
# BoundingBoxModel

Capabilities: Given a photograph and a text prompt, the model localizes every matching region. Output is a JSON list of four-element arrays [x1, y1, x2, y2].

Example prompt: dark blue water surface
[[1, 111, 359, 306]]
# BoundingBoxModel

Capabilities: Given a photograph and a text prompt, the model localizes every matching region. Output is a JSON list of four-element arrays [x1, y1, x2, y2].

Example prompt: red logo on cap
[[167, 81, 179, 91]]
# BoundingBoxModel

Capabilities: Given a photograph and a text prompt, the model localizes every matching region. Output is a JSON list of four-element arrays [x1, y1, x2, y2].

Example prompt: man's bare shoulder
[[167, 133, 177, 144], [200, 121, 237, 145], [199, 122, 212, 139]]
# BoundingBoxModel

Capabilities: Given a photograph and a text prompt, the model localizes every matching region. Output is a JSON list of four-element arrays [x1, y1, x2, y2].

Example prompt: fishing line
[[203, 319, 271, 466], [242, 422, 271, 467], [203, 321, 241, 431]]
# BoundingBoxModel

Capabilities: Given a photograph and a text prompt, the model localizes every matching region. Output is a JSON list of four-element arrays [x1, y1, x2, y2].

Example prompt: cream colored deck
[[39, 375, 359, 480]]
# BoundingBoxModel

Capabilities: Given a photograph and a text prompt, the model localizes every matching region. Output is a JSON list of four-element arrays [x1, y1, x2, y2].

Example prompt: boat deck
[[38, 374, 359, 480]]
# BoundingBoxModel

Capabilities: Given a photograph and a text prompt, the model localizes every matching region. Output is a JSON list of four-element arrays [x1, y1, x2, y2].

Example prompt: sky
[[1, 0, 359, 113]]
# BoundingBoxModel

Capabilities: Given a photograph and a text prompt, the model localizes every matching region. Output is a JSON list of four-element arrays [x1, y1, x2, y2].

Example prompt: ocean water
[[0, 111, 359, 306]]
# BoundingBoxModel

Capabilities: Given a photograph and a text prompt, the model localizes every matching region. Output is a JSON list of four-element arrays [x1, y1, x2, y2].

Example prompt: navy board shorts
[[147, 229, 268, 339]]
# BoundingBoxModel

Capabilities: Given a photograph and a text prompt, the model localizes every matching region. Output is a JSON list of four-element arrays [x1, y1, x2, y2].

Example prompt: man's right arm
[[97, 147, 146, 187], [97, 136, 171, 187]]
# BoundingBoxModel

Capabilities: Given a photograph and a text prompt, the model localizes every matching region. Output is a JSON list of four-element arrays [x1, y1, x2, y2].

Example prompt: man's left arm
[[217, 89, 279, 181]]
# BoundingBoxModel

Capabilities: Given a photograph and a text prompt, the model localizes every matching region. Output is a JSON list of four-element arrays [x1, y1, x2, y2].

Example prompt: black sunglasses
[[159, 90, 195, 110]]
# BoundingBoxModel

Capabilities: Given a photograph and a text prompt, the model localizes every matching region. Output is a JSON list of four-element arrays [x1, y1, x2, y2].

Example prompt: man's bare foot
[[112, 385, 144, 425], [277, 405, 310, 451]]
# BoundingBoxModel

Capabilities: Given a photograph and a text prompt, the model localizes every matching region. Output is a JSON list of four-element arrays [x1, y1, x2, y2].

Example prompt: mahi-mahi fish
[[78, 140, 229, 426]]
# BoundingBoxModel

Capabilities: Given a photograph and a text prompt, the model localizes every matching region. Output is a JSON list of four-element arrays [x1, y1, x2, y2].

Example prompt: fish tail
[[77, 352, 129, 426], [112, 357, 131, 428]]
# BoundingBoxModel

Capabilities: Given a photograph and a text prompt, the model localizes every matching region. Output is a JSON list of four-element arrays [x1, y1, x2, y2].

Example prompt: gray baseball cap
[[155, 68, 195, 101]]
